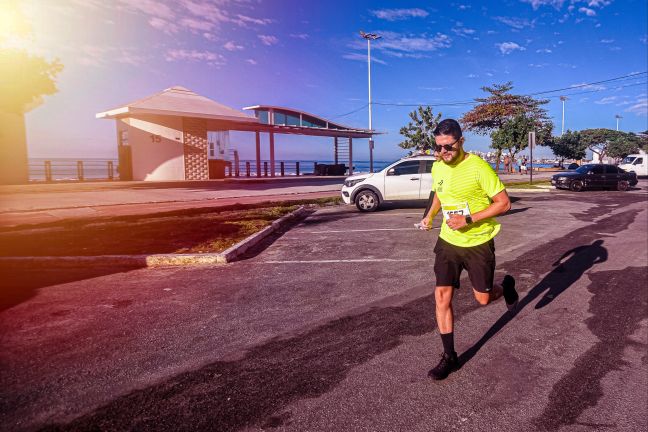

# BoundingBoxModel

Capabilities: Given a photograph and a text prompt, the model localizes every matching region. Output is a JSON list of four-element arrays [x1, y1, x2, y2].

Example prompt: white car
[[619, 152, 648, 176], [341, 155, 435, 211]]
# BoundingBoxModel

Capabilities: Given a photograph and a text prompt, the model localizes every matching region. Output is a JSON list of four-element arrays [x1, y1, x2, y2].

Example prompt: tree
[[0, 49, 63, 114], [580, 128, 641, 161], [460, 82, 552, 170], [0, 1, 63, 184], [490, 114, 535, 165], [545, 130, 587, 166], [398, 106, 442, 155]]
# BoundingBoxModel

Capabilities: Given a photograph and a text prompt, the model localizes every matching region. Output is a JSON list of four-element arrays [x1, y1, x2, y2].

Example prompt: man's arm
[[420, 193, 441, 228], [446, 189, 511, 230]]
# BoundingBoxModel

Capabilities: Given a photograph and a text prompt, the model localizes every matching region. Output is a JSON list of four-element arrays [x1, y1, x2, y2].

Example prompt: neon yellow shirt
[[432, 154, 506, 247]]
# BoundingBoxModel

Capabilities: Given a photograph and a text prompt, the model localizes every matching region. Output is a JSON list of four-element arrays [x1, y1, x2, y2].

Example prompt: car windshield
[[575, 165, 593, 174], [621, 156, 636, 164]]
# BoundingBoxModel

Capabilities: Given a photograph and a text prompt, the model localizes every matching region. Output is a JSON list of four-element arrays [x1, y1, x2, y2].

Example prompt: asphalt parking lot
[[1, 183, 647, 432]]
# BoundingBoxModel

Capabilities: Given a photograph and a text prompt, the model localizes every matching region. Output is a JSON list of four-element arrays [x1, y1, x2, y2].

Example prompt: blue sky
[[9, 0, 648, 160]]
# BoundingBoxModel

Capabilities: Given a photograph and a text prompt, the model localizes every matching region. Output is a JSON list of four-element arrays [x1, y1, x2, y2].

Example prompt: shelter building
[[96, 86, 375, 181]]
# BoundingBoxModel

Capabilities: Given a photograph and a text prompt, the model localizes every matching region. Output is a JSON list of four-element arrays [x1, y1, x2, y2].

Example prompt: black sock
[[440, 332, 455, 355]]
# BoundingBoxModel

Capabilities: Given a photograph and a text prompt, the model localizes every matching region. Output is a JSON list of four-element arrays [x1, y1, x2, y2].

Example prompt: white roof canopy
[[96, 86, 258, 123]]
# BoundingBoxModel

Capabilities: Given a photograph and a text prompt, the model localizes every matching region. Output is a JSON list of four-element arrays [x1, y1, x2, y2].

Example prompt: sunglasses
[[434, 138, 462, 152]]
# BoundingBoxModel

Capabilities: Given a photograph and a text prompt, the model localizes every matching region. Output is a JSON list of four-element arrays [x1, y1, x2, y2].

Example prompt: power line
[[373, 71, 647, 108], [330, 71, 647, 118]]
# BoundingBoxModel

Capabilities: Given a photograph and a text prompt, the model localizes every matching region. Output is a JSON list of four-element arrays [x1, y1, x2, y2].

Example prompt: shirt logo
[[437, 179, 444, 192]]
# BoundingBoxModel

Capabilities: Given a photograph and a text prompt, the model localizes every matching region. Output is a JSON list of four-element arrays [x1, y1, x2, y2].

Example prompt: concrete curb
[[0, 206, 312, 268], [507, 187, 555, 193]]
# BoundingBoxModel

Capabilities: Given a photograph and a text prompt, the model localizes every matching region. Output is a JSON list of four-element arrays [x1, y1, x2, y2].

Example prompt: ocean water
[[28, 157, 555, 181]]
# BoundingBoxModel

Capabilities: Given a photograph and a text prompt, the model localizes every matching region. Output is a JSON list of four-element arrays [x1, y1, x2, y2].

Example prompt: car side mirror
[[387, 168, 396, 176]]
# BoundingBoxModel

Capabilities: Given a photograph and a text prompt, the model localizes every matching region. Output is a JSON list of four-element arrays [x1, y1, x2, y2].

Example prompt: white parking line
[[261, 258, 430, 264], [301, 227, 440, 234]]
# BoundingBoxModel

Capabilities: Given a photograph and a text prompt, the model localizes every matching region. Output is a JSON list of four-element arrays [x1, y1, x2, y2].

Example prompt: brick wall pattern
[[182, 118, 209, 180]]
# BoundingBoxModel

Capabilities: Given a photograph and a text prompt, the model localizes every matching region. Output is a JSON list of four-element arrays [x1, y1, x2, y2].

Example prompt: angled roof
[[96, 86, 258, 123], [242, 104, 373, 133]]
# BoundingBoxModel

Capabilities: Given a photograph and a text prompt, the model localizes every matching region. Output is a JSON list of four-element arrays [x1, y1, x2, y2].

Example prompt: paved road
[[1, 184, 646, 431]]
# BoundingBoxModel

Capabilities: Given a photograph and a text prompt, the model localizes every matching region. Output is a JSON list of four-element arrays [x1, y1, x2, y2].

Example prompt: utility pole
[[615, 114, 622, 131], [360, 31, 380, 172], [560, 96, 568, 135]]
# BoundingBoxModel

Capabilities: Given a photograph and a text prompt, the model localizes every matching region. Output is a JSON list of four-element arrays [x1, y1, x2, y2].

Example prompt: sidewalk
[[0, 171, 558, 229]]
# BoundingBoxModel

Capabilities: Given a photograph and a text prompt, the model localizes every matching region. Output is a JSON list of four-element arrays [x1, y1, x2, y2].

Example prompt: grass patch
[[0, 202, 325, 256], [505, 180, 551, 189]]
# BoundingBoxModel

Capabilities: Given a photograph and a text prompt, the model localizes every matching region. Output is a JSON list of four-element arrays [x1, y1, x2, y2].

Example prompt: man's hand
[[419, 216, 432, 229], [446, 214, 468, 230]]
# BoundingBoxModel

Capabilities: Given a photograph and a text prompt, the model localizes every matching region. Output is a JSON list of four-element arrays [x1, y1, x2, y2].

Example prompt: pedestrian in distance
[[520, 157, 528, 175], [420, 119, 519, 380], [503, 154, 510, 174]]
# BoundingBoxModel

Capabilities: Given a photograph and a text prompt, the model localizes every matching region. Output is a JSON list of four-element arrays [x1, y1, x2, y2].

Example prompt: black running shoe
[[502, 274, 518, 312], [428, 351, 459, 380]]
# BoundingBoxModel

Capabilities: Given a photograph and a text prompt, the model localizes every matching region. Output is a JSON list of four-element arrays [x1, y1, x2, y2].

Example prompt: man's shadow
[[459, 240, 608, 365]]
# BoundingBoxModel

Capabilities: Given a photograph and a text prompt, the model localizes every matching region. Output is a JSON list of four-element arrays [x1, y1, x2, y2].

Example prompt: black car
[[551, 164, 638, 192]]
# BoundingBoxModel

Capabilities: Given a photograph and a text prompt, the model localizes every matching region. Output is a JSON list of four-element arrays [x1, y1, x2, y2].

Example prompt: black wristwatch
[[465, 215, 473, 225]]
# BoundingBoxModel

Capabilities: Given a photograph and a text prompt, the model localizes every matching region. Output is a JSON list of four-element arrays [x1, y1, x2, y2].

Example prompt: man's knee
[[473, 291, 491, 306], [435, 286, 453, 307]]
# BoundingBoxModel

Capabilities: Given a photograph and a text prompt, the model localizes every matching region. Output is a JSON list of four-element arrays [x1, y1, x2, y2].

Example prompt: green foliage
[[490, 114, 536, 160], [398, 106, 442, 154], [460, 82, 552, 136], [0, 49, 63, 114], [546, 131, 588, 162], [580, 128, 641, 160]]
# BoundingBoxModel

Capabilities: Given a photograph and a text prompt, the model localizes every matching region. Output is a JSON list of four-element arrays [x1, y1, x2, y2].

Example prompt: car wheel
[[355, 190, 379, 212], [569, 180, 584, 192], [617, 180, 630, 191]]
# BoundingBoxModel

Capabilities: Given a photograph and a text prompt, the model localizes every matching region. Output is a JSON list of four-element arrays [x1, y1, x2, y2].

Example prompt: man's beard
[[441, 149, 463, 165]]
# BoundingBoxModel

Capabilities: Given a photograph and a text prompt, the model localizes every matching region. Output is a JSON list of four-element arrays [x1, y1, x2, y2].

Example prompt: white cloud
[[180, 17, 215, 32], [452, 24, 476, 37], [600, 39, 614, 43], [148, 17, 178, 34], [419, 86, 447, 91], [370, 8, 429, 21], [529, 63, 549, 67], [496, 42, 526, 54], [223, 41, 244, 51], [626, 99, 647, 116], [570, 82, 605, 90], [536, 48, 552, 53], [246, 58, 257, 65], [77, 45, 145, 67], [467, 74, 478, 78], [343, 53, 387, 65], [165, 49, 225, 66], [117, 0, 175, 20], [521, 0, 565, 10], [258, 35, 278, 46], [579, 7, 596, 16], [494, 16, 534, 29], [587, 0, 611, 7], [594, 96, 617, 104], [232, 14, 272, 27], [376, 31, 452, 53], [289, 33, 309, 39]]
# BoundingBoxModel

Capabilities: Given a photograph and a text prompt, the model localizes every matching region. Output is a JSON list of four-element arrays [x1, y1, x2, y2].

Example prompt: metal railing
[[29, 159, 119, 182]]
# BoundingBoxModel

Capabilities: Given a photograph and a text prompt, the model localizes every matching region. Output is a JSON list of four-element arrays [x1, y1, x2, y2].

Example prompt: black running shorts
[[433, 237, 495, 293]]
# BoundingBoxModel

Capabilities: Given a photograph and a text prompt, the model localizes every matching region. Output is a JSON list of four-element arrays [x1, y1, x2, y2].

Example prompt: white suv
[[341, 155, 435, 211]]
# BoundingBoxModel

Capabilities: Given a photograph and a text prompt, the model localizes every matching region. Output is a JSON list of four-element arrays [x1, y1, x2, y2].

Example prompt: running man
[[420, 119, 519, 380]]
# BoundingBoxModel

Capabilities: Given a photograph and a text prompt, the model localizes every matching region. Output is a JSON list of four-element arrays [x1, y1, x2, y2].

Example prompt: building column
[[255, 131, 261, 177], [369, 138, 374, 173], [182, 117, 208, 180], [0, 111, 29, 184], [334, 137, 338, 165], [348, 136, 353, 175], [269, 131, 275, 177]]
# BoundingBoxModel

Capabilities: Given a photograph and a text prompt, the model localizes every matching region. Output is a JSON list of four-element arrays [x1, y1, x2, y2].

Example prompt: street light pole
[[360, 31, 380, 172], [560, 96, 568, 135], [615, 114, 622, 131]]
